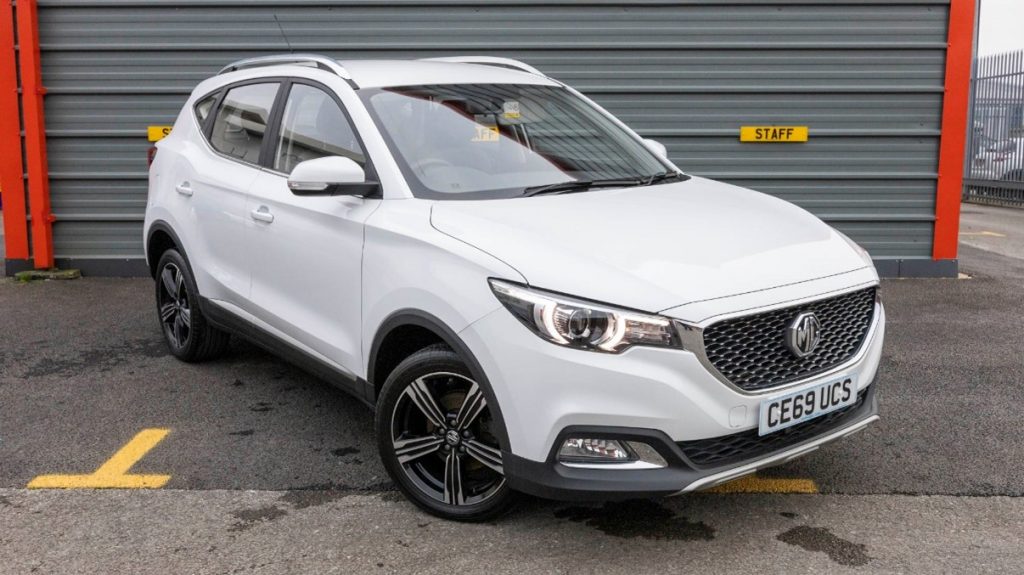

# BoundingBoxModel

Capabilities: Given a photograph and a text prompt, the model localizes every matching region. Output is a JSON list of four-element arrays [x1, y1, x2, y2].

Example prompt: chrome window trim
[[675, 281, 882, 397]]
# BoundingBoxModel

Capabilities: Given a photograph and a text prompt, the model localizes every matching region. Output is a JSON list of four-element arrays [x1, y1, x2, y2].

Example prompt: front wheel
[[376, 344, 516, 521]]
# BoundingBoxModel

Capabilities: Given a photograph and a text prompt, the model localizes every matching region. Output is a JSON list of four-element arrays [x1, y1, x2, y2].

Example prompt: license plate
[[758, 375, 858, 436]]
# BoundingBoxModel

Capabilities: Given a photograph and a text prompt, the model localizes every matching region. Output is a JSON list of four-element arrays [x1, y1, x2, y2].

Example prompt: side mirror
[[642, 138, 668, 159], [287, 156, 380, 197]]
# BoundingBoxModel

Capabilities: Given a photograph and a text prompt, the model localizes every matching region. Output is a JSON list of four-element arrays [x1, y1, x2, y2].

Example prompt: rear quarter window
[[194, 93, 217, 125]]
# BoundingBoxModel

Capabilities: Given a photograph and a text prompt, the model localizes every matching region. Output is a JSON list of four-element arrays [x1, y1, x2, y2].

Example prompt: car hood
[[430, 176, 871, 313]]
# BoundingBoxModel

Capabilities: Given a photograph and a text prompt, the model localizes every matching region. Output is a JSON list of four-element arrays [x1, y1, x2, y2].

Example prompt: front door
[[246, 81, 378, 376]]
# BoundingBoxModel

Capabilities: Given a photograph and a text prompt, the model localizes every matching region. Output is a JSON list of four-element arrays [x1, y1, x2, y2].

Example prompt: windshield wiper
[[522, 178, 642, 197], [642, 171, 688, 186], [523, 172, 688, 197]]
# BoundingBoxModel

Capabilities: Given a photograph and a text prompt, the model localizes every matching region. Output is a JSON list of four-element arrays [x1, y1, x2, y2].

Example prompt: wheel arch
[[368, 309, 512, 453], [146, 220, 187, 278]]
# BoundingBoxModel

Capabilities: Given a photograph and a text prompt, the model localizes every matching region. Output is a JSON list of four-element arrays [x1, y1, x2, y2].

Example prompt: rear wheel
[[376, 344, 516, 521], [155, 249, 230, 362]]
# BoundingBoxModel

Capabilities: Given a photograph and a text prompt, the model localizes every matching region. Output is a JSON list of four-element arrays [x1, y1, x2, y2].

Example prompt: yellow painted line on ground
[[707, 474, 818, 494], [28, 428, 171, 489], [959, 230, 1006, 237]]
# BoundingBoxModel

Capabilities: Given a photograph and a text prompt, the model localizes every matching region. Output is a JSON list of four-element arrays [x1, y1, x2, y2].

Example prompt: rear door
[[245, 80, 379, 376], [181, 81, 281, 305]]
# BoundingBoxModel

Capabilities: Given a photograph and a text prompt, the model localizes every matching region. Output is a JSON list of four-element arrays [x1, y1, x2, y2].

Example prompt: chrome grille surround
[[677, 284, 880, 395]]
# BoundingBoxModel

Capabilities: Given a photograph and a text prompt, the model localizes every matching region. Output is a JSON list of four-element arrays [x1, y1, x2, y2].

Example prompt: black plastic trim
[[505, 382, 878, 501], [145, 220, 187, 277], [200, 296, 373, 409]]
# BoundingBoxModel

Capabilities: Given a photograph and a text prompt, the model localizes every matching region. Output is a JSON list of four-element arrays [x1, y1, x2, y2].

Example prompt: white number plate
[[758, 375, 858, 436]]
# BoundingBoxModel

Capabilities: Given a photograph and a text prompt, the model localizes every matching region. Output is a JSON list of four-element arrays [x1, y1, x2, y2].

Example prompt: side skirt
[[200, 296, 374, 410]]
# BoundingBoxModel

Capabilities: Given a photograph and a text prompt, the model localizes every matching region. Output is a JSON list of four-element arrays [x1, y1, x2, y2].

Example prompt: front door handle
[[250, 206, 275, 223], [175, 182, 193, 196]]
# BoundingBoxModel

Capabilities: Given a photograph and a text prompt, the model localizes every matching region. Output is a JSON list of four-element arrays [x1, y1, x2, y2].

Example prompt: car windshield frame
[[357, 83, 676, 200]]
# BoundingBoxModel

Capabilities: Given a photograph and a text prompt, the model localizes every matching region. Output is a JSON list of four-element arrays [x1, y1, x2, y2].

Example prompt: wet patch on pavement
[[777, 525, 871, 566], [554, 500, 716, 541], [22, 337, 168, 378], [228, 505, 288, 532]]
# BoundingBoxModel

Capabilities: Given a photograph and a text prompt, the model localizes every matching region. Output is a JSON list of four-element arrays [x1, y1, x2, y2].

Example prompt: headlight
[[488, 279, 681, 353]]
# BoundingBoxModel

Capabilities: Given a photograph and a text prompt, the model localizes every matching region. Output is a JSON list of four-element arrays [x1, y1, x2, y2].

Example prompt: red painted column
[[932, 0, 977, 262], [15, 0, 53, 269], [0, 0, 29, 262]]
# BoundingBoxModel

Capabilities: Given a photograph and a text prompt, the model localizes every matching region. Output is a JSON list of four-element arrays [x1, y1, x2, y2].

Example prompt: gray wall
[[34, 0, 953, 273]]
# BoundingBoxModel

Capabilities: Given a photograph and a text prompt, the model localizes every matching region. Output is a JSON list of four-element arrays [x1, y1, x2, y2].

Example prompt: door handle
[[250, 206, 275, 223], [175, 182, 193, 196]]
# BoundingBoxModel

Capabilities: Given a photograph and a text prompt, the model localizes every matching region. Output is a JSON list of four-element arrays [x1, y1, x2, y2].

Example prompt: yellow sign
[[148, 125, 173, 142], [472, 124, 500, 143], [740, 126, 808, 143], [28, 428, 171, 489]]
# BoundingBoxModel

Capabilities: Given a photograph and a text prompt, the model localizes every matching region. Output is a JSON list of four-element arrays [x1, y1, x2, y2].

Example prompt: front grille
[[702, 287, 876, 392], [678, 389, 869, 468]]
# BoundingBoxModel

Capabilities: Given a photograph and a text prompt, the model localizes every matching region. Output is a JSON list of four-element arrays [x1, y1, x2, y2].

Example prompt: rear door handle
[[250, 206, 275, 223], [175, 182, 193, 196]]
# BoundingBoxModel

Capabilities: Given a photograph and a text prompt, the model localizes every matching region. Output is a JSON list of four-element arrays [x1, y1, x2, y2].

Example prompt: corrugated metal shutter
[[36, 0, 951, 271]]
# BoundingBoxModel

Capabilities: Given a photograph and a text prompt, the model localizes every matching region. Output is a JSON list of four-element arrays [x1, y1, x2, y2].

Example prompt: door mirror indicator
[[287, 156, 379, 197]]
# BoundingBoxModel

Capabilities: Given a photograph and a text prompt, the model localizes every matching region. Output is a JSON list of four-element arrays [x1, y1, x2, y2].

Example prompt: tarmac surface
[[1, 203, 1023, 573]]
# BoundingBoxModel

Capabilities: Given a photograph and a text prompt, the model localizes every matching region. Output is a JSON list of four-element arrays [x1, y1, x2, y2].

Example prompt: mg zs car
[[144, 54, 884, 521]]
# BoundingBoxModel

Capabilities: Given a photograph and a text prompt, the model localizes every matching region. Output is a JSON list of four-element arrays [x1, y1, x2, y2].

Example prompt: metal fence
[[965, 50, 1024, 207]]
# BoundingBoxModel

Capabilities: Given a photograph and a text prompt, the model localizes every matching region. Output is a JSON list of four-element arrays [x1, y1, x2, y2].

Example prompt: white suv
[[144, 55, 884, 521]]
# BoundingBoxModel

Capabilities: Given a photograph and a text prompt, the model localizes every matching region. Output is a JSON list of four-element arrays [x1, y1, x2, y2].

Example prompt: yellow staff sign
[[28, 428, 171, 489], [740, 126, 809, 143], [148, 125, 173, 142]]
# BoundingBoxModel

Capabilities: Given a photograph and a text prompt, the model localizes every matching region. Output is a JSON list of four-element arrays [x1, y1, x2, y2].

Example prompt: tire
[[154, 249, 231, 362], [376, 344, 517, 522]]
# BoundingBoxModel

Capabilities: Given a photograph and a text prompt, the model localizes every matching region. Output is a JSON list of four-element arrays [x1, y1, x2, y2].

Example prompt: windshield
[[359, 84, 672, 200]]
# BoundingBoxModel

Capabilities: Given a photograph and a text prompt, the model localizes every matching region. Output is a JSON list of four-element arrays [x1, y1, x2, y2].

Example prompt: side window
[[274, 84, 365, 174], [209, 83, 279, 164], [194, 93, 217, 125]]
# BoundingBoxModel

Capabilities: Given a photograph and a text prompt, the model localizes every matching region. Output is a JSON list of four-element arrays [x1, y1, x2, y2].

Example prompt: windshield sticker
[[472, 124, 500, 143], [502, 101, 521, 120]]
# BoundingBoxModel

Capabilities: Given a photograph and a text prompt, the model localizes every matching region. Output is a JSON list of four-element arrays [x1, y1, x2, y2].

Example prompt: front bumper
[[504, 382, 879, 501], [458, 285, 885, 500]]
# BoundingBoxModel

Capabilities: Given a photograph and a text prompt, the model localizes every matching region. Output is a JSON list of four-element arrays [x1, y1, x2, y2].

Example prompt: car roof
[[338, 59, 558, 89]]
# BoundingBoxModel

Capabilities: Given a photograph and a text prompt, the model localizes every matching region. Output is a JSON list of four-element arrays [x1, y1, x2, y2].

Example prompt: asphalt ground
[[1, 203, 1023, 573]]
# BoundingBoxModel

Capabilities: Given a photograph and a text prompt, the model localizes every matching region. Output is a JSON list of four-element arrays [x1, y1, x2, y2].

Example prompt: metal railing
[[964, 50, 1024, 207]]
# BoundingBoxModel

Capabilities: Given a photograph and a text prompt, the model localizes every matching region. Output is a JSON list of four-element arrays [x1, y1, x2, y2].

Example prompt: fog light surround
[[557, 438, 668, 469]]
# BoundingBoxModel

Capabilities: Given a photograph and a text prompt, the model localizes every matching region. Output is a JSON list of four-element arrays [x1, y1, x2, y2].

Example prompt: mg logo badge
[[785, 312, 821, 358], [445, 429, 462, 446]]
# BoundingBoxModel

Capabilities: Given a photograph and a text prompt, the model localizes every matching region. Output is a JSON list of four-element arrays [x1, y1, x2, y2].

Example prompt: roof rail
[[219, 54, 351, 79], [421, 56, 543, 76]]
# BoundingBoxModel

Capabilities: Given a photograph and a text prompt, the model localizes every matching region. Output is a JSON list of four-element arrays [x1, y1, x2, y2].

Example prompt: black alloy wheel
[[377, 345, 516, 521], [157, 262, 191, 350], [154, 249, 230, 362]]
